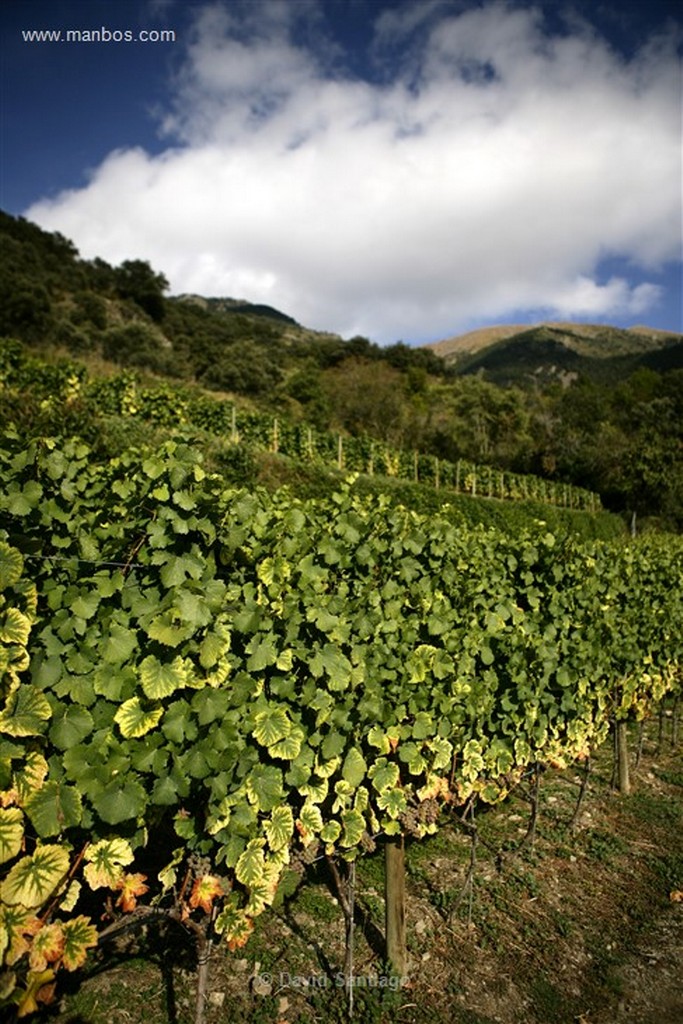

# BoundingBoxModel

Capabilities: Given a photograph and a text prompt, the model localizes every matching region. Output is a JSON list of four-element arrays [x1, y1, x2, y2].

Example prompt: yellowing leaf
[[0, 806, 24, 864], [265, 806, 293, 852], [0, 543, 24, 589], [59, 880, 81, 913], [296, 802, 323, 844], [13, 752, 49, 806], [253, 707, 290, 748], [139, 655, 188, 699], [235, 839, 266, 888], [0, 845, 70, 908], [0, 686, 51, 738], [0, 609, 31, 647], [83, 838, 134, 889], [214, 894, 254, 950], [114, 697, 163, 739], [15, 968, 56, 1018], [28, 923, 64, 972], [60, 916, 98, 971], [244, 860, 281, 915]]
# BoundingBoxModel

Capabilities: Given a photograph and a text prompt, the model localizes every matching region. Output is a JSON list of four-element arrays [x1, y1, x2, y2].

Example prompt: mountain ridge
[[425, 321, 683, 362]]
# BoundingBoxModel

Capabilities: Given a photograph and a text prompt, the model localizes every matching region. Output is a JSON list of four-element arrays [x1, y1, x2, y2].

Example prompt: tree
[[114, 260, 169, 322]]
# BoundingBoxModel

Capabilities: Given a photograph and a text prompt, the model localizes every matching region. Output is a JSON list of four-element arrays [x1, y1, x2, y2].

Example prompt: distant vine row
[[0, 339, 601, 511]]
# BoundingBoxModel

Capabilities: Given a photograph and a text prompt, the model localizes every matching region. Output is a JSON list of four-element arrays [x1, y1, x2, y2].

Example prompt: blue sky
[[1, 0, 681, 343]]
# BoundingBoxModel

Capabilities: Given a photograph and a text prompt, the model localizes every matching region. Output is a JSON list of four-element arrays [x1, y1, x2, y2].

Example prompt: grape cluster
[[289, 840, 321, 875], [187, 852, 212, 878], [399, 798, 440, 835]]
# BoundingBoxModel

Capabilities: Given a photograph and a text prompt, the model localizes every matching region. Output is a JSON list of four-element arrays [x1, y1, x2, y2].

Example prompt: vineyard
[[0, 339, 601, 512], [0, 427, 681, 1022]]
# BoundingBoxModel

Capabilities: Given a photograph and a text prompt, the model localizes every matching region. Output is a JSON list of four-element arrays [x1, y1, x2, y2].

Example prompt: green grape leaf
[[92, 779, 146, 825], [70, 592, 101, 621], [321, 730, 345, 760], [378, 789, 407, 818], [13, 751, 49, 804], [246, 636, 278, 672], [269, 728, 303, 761], [145, 612, 191, 647], [342, 748, 367, 788], [102, 623, 138, 665], [199, 628, 230, 669], [0, 844, 70, 908], [245, 765, 283, 812], [191, 687, 229, 726], [411, 712, 433, 740], [367, 725, 390, 753], [151, 775, 179, 806], [158, 847, 184, 891], [49, 705, 94, 749], [24, 781, 82, 837]]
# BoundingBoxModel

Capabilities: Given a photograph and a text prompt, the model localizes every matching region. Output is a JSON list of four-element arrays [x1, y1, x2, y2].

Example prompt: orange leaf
[[114, 873, 149, 913], [226, 916, 253, 951], [189, 875, 224, 914], [28, 923, 65, 972]]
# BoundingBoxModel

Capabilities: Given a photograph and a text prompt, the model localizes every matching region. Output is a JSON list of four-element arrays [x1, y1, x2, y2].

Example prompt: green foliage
[[0, 427, 680, 1015]]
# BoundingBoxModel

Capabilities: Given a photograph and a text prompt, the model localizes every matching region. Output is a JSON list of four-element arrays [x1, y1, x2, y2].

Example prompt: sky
[[1, 0, 681, 345]]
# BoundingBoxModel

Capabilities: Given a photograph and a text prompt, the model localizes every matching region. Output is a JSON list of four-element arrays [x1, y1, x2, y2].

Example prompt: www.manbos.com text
[[22, 27, 176, 44]]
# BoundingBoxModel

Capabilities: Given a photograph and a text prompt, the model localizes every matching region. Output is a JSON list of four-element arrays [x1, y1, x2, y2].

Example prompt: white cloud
[[26, 1, 681, 342]]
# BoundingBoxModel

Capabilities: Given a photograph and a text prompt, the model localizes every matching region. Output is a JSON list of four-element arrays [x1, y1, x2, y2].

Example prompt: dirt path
[[592, 901, 682, 1024]]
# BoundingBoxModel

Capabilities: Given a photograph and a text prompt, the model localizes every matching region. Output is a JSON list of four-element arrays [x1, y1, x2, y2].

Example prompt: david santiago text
[[257, 971, 408, 991]]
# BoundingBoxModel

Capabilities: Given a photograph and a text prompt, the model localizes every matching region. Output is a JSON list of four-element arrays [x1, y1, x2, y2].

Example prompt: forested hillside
[[1, 210, 681, 529]]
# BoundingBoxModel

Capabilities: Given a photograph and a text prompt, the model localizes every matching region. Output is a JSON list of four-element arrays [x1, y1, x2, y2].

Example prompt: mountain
[[425, 322, 683, 386]]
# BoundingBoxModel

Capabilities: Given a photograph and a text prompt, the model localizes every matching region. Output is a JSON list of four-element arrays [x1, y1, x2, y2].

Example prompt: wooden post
[[385, 835, 406, 977], [413, 450, 418, 483], [338, 435, 343, 471], [434, 458, 440, 491], [616, 720, 631, 795], [231, 405, 237, 443], [272, 418, 279, 453]]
